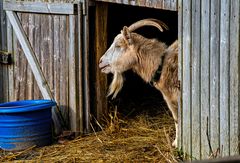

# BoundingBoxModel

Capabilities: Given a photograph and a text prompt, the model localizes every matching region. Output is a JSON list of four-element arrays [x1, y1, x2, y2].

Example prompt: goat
[[99, 19, 179, 147]]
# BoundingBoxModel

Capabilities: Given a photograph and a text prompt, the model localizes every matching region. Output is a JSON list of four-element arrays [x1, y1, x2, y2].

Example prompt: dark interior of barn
[[90, 2, 178, 118]]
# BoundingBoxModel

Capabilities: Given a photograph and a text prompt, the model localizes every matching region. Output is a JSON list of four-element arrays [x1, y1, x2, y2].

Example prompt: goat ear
[[121, 26, 133, 45]]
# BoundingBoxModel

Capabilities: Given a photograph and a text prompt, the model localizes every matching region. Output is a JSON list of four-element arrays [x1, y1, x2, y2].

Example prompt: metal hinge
[[0, 51, 12, 64]]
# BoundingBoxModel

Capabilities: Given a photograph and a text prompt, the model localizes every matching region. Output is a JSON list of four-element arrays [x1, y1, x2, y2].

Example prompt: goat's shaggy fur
[[99, 25, 179, 147]]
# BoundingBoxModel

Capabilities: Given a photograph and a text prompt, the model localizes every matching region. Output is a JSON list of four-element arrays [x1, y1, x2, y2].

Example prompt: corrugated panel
[[95, 0, 178, 11], [179, 0, 240, 160]]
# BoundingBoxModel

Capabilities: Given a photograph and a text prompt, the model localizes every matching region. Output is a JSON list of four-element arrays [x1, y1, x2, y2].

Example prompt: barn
[[0, 0, 239, 160]]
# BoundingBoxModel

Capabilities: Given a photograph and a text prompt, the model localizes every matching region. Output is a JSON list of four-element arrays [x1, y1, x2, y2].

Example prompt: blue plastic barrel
[[0, 100, 56, 151]]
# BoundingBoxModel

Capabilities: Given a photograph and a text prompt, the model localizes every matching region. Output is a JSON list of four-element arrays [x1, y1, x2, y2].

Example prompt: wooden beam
[[3, 1, 76, 15], [7, 11, 14, 102], [77, 3, 84, 134], [6, 10, 61, 134], [95, 3, 108, 124], [82, 0, 90, 133], [69, 15, 78, 133]]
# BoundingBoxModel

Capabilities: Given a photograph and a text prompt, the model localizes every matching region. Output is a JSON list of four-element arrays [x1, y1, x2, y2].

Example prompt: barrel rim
[[0, 100, 56, 113]]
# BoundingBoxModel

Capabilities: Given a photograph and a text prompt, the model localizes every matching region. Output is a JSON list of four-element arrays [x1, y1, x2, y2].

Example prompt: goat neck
[[132, 36, 167, 83]]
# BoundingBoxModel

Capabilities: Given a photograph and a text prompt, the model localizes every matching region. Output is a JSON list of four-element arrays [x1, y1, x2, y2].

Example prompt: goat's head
[[99, 19, 168, 74], [99, 19, 168, 98]]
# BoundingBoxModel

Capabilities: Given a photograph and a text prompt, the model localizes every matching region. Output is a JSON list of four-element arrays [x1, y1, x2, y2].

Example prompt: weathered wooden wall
[[12, 12, 74, 128], [0, 1, 8, 103], [95, 0, 178, 11], [1, 1, 92, 133], [179, 0, 240, 160]]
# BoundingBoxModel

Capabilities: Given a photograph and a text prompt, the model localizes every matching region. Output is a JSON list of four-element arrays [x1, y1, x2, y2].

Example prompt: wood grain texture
[[69, 14, 78, 132], [26, 13, 34, 99], [229, 0, 240, 156], [95, 2, 108, 125], [95, 0, 178, 11], [77, 2, 84, 133], [182, 0, 192, 156], [4, 1, 76, 15], [0, 1, 5, 103], [33, 14, 42, 99], [7, 13, 14, 102], [191, 0, 201, 159], [219, 0, 230, 156], [0, 1, 8, 103], [210, 0, 220, 156], [6, 11, 62, 134], [177, 0, 182, 149], [59, 15, 69, 123], [180, 0, 240, 159], [200, 0, 210, 158], [83, 1, 90, 133]]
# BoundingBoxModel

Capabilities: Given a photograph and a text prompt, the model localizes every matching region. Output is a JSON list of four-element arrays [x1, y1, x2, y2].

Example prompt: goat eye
[[115, 45, 121, 48]]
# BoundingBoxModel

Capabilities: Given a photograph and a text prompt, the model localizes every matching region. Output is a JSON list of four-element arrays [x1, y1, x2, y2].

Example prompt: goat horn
[[128, 18, 169, 32]]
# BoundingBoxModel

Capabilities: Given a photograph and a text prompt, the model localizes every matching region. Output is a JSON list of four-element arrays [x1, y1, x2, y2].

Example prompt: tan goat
[[99, 19, 179, 147]]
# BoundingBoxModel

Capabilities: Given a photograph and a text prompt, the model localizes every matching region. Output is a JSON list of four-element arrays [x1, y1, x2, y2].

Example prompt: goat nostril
[[99, 59, 102, 64]]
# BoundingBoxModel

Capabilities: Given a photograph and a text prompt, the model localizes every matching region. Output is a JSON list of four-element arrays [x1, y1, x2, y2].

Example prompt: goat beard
[[108, 72, 124, 99]]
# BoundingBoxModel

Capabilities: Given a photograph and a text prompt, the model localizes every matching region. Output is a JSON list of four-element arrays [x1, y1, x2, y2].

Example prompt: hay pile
[[0, 111, 180, 162]]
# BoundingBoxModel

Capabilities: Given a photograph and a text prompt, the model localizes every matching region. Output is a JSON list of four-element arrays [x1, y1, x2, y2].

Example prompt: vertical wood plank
[[156, 0, 163, 9], [191, 0, 201, 159], [13, 13, 21, 101], [69, 15, 79, 132], [1, 1, 8, 103], [200, 0, 210, 158], [163, 0, 171, 10], [77, 3, 84, 133], [19, 13, 28, 100], [151, 0, 158, 9], [83, 4, 90, 133], [229, 0, 240, 156], [59, 15, 68, 123], [53, 15, 60, 111], [178, 0, 183, 149], [0, 1, 3, 103], [171, 0, 178, 11], [33, 14, 42, 99], [182, 0, 192, 156], [7, 13, 14, 102], [27, 13, 34, 99], [95, 3, 108, 124], [210, 0, 220, 155], [48, 14, 54, 102], [219, 0, 230, 156], [40, 14, 49, 97]]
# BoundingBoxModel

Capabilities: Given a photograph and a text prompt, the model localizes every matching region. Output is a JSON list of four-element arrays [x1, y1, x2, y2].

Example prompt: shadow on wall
[[106, 4, 178, 117]]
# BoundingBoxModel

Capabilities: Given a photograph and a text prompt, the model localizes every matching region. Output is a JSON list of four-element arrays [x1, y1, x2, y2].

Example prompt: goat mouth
[[99, 64, 111, 73]]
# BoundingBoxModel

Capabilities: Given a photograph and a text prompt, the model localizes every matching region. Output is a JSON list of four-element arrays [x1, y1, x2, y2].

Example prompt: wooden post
[[95, 2, 108, 123], [82, 0, 90, 133]]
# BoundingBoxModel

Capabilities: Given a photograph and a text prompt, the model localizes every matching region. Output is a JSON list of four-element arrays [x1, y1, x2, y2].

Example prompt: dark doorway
[[106, 4, 178, 117]]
